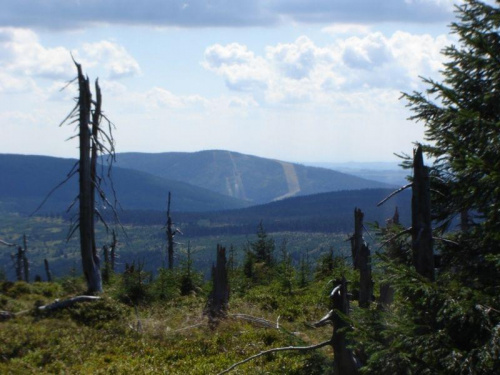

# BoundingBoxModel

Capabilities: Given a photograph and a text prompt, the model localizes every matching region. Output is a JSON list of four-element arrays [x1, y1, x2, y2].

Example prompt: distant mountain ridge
[[0, 154, 250, 214], [114, 150, 393, 204], [117, 188, 411, 235]]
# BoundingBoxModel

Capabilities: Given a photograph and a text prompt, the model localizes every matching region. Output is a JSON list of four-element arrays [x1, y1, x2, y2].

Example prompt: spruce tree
[[356, 2, 500, 373]]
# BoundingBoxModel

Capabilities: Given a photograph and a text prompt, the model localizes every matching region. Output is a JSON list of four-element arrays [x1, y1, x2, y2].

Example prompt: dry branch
[[38, 295, 101, 312], [377, 183, 412, 207], [217, 340, 331, 375]]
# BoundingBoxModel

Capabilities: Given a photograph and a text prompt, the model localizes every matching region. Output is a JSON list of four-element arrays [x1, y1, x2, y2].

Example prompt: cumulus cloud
[[82, 41, 141, 79], [0, 27, 141, 95], [266, 36, 333, 80], [203, 43, 270, 91], [203, 31, 450, 105], [0, 0, 455, 30], [0, 28, 74, 80]]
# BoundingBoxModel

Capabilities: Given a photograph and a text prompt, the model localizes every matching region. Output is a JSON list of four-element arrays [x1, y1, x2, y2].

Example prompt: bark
[[205, 245, 230, 324], [38, 296, 101, 312], [412, 146, 434, 281], [351, 208, 364, 270], [14, 247, 23, 282], [315, 278, 359, 375], [166, 192, 174, 269], [76, 62, 102, 293], [352, 208, 372, 308], [44, 258, 52, 282]]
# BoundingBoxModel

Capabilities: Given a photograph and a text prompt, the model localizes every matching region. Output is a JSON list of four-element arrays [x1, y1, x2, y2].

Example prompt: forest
[[0, 1, 499, 374]]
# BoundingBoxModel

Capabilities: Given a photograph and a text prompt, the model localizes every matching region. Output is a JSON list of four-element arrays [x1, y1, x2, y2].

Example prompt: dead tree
[[412, 146, 434, 281], [166, 192, 181, 269], [75, 62, 103, 293], [5, 236, 29, 282], [350, 208, 372, 308], [376, 146, 435, 281], [44, 61, 119, 294], [205, 245, 230, 325], [44, 259, 52, 282], [13, 247, 23, 281], [218, 277, 359, 375], [350, 208, 363, 270], [1, 239, 21, 281], [315, 277, 360, 375]]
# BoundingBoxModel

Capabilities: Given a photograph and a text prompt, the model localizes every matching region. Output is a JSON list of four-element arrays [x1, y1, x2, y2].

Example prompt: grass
[[0, 276, 337, 374]]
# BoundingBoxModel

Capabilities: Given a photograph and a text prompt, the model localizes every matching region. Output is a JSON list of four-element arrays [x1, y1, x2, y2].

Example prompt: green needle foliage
[[354, 1, 500, 373]]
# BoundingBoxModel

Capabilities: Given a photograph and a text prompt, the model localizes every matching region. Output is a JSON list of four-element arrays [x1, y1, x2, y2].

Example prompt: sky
[[0, 0, 463, 163]]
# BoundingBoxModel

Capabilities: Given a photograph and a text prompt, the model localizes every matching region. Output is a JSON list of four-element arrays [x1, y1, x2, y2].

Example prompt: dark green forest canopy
[[356, 1, 499, 374]]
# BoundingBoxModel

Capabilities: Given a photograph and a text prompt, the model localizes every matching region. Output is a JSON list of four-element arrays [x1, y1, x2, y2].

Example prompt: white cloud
[[0, 28, 74, 80], [266, 36, 332, 80], [0, 27, 142, 97], [82, 41, 141, 79], [203, 43, 270, 91], [203, 31, 451, 105]]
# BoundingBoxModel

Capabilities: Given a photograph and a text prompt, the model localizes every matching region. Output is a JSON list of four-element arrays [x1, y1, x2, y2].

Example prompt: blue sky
[[0, 0, 461, 162]]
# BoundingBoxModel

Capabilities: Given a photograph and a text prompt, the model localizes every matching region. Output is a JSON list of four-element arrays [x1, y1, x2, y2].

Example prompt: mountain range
[[0, 154, 249, 214], [0, 151, 396, 215], [113, 150, 392, 204]]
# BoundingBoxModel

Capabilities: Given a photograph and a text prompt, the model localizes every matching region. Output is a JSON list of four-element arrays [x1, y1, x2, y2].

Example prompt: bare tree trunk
[[14, 247, 23, 281], [350, 208, 363, 270], [44, 259, 52, 282], [205, 245, 230, 325], [166, 192, 175, 269], [315, 278, 359, 374], [352, 208, 372, 308], [76, 62, 102, 294], [333, 278, 359, 375], [412, 146, 434, 281]]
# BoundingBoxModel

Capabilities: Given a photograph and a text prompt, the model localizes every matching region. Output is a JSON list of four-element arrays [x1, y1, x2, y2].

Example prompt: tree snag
[[165, 192, 181, 269], [44, 258, 52, 282], [412, 146, 434, 281], [351, 208, 372, 308], [205, 244, 230, 325], [75, 62, 102, 293]]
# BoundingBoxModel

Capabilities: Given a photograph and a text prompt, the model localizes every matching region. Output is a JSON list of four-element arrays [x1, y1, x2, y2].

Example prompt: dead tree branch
[[217, 340, 331, 375], [377, 183, 413, 207], [38, 295, 101, 312]]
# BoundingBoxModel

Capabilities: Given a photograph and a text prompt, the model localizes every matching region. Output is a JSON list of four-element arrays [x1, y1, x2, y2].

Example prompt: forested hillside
[[113, 150, 391, 203], [0, 154, 250, 213], [116, 188, 411, 235]]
